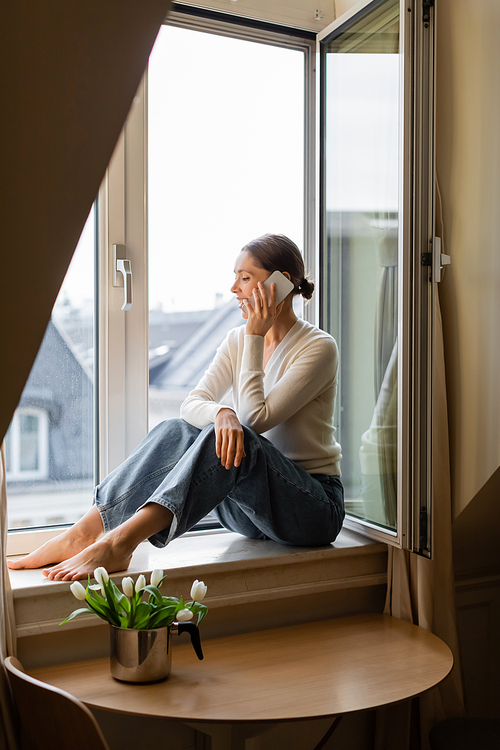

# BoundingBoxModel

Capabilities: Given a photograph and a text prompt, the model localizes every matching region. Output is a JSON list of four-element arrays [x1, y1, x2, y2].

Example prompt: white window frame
[[317, 0, 436, 555]]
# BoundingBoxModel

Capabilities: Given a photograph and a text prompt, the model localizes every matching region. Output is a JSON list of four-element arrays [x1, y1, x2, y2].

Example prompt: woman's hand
[[245, 282, 284, 338], [215, 408, 246, 470]]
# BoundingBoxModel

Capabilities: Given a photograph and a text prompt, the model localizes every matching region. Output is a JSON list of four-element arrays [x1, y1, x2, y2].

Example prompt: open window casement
[[317, 0, 437, 556]]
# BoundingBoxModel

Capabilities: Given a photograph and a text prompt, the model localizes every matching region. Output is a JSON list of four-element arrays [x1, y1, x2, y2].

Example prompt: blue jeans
[[94, 419, 345, 548]]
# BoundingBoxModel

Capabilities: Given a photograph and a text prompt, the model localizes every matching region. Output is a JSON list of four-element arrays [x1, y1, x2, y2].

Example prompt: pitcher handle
[[175, 622, 204, 660]]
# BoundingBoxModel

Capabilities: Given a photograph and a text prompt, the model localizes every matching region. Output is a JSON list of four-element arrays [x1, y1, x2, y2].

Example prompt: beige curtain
[[375, 290, 465, 750], [0, 2, 172, 745], [0, 443, 18, 750]]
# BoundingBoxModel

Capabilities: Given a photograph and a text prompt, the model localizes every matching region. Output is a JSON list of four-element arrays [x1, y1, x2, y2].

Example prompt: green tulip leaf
[[59, 608, 95, 625], [143, 584, 163, 607], [130, 602, 152, 629]]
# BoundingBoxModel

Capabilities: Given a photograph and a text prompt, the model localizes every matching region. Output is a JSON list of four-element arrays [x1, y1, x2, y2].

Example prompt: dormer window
[[5, 408, 49, 482]]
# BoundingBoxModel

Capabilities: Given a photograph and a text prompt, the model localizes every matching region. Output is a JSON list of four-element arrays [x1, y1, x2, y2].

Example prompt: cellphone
[[245, 270, 295, 310]]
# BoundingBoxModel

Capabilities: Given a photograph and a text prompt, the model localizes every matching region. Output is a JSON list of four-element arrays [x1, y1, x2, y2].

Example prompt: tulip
[[122, 577, 134, 598], [150, 569, 163, 588], [70, 581, 87, 601], [94, 567, 109, 588], [190, 579, 207, 602], [176, 609, 194, 622], [135, 574, 146, 593]]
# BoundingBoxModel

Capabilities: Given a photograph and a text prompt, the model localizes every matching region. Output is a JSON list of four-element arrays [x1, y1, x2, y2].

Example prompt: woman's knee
[[150, 418, 200, 439]]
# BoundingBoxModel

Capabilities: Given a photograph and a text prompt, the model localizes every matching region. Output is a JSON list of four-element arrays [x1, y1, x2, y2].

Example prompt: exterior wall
[[19, 321, 93, 483]]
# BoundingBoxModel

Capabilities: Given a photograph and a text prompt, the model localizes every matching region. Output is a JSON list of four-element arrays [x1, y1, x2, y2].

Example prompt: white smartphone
[[245, 270, 295, 311]]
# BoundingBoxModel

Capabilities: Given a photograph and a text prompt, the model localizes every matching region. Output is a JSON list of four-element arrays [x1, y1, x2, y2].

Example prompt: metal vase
[[110, 625, 172, 683]]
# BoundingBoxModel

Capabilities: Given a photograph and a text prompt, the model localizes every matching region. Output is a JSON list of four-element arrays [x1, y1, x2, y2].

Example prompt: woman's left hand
[[215, 408, 246, 470], [245, 282, 284, 338]]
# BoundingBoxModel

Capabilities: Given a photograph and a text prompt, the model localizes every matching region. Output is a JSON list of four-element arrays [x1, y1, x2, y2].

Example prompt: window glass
[[7, 209, 95, 529], [321, 0, 399, 531], [148, 26, 304, 427]]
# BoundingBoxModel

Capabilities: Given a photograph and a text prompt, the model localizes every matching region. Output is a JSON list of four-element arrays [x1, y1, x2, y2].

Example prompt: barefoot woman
[[8, 234, 344, 581]]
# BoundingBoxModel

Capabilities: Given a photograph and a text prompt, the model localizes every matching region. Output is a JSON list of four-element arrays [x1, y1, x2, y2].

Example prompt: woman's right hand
[[245, 281, 284, 338], [215, 408, 246, 469]]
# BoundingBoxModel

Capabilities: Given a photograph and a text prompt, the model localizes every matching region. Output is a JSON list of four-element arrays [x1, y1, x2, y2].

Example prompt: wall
[[436, 0, 500, 521], [436, 0, 500, 717]]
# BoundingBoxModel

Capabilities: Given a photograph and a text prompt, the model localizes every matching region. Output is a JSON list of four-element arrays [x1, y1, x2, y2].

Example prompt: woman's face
[[231, 251, 270, 318]]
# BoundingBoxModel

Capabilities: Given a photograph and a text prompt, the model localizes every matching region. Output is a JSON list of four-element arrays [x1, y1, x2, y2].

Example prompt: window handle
[[113, 244, 133, 311], [433, 237, 451, 283]]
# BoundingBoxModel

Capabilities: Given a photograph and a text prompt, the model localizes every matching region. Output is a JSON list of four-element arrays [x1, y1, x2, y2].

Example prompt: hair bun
[[298, 277, 314, 300]]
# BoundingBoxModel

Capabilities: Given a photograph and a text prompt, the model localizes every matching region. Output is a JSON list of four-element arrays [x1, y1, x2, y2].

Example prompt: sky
[[59, 26, 304, 312], [57, 26, 398, 313]]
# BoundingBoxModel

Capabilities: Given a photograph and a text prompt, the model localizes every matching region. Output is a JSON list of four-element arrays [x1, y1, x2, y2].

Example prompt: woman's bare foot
[[7, 506, 104, 571], [41, 503, 174, 581], [42, 534, 133, 581], [9, 501, 174, 582]]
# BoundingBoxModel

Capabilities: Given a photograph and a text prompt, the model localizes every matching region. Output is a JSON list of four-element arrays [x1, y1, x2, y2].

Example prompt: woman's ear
[[282, 271, 291, 281]]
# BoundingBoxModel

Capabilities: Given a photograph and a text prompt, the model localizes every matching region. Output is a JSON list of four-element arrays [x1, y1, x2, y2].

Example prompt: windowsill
[[9, 528, 388, 650]]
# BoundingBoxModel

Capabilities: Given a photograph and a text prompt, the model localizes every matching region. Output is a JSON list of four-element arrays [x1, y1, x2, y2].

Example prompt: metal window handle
[[113, 244, 133, 311], [433, 237, 451, 283]]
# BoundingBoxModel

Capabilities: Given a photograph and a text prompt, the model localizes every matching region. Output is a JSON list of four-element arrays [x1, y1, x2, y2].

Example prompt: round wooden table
[[31, 614, 453, 749]]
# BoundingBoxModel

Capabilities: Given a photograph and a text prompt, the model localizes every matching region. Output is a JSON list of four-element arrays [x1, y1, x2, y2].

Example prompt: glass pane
[[148, 26, 304, 528], [321, 0, 399, 531], [148, 27, 304, 421], [7, 209, 95, 529]]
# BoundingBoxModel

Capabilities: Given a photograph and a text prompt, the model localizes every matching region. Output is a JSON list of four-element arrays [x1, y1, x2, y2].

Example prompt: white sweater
[[180, 318, 342, 475]]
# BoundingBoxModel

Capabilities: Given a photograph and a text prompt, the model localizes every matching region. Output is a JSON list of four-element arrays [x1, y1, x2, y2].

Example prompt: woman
[[8, 234, 344, 581]]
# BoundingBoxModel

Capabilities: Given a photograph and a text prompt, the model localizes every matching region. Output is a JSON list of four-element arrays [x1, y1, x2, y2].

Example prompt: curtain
[[0, 443, 18, 750], [375, 290, 465, 750]]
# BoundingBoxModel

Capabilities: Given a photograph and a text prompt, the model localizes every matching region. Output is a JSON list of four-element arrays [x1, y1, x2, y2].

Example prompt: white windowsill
[[9, 528, 388, 651]]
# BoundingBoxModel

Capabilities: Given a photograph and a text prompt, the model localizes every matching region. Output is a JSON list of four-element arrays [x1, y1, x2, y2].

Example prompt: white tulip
[[70, 581, 87, 601], [176, 609, 194, 622], [150, 569, 163, 588], [135, 574, 146, 592], [93, 567, 109, 588], [190, 579, 207, 602], [122, 577, 134, 598]]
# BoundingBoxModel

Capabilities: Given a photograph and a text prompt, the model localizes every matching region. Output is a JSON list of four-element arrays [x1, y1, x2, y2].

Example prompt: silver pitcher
[[110, 622, 203, 683]]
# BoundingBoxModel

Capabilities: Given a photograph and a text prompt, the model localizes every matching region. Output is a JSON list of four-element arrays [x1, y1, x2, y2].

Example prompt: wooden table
[[30, 614, 453, 750]]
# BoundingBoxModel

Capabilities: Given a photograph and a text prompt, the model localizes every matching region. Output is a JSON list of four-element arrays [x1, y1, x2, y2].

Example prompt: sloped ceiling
[[0, 1, 171, 442]]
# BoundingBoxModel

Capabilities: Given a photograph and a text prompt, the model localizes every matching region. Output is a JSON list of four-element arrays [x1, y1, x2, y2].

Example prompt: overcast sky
[[58, 27, 398, 312]]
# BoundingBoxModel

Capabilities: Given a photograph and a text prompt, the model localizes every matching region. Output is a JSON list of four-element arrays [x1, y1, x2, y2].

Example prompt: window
[[5, 408, 49, 483], [147, 23, 306, 427], [319, 0, 436, 553], [6, 209, 95, 531], [8, 1, 436, 557], [99, 11, 315, 488]]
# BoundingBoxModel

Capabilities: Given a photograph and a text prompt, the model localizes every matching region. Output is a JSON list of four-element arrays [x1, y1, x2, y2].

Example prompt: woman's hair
[[241, 234, 315, 300]]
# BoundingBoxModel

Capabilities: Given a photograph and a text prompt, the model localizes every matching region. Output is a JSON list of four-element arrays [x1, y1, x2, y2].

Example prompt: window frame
[[100, 11, 318, 468], [317, 0, 436, 554]]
